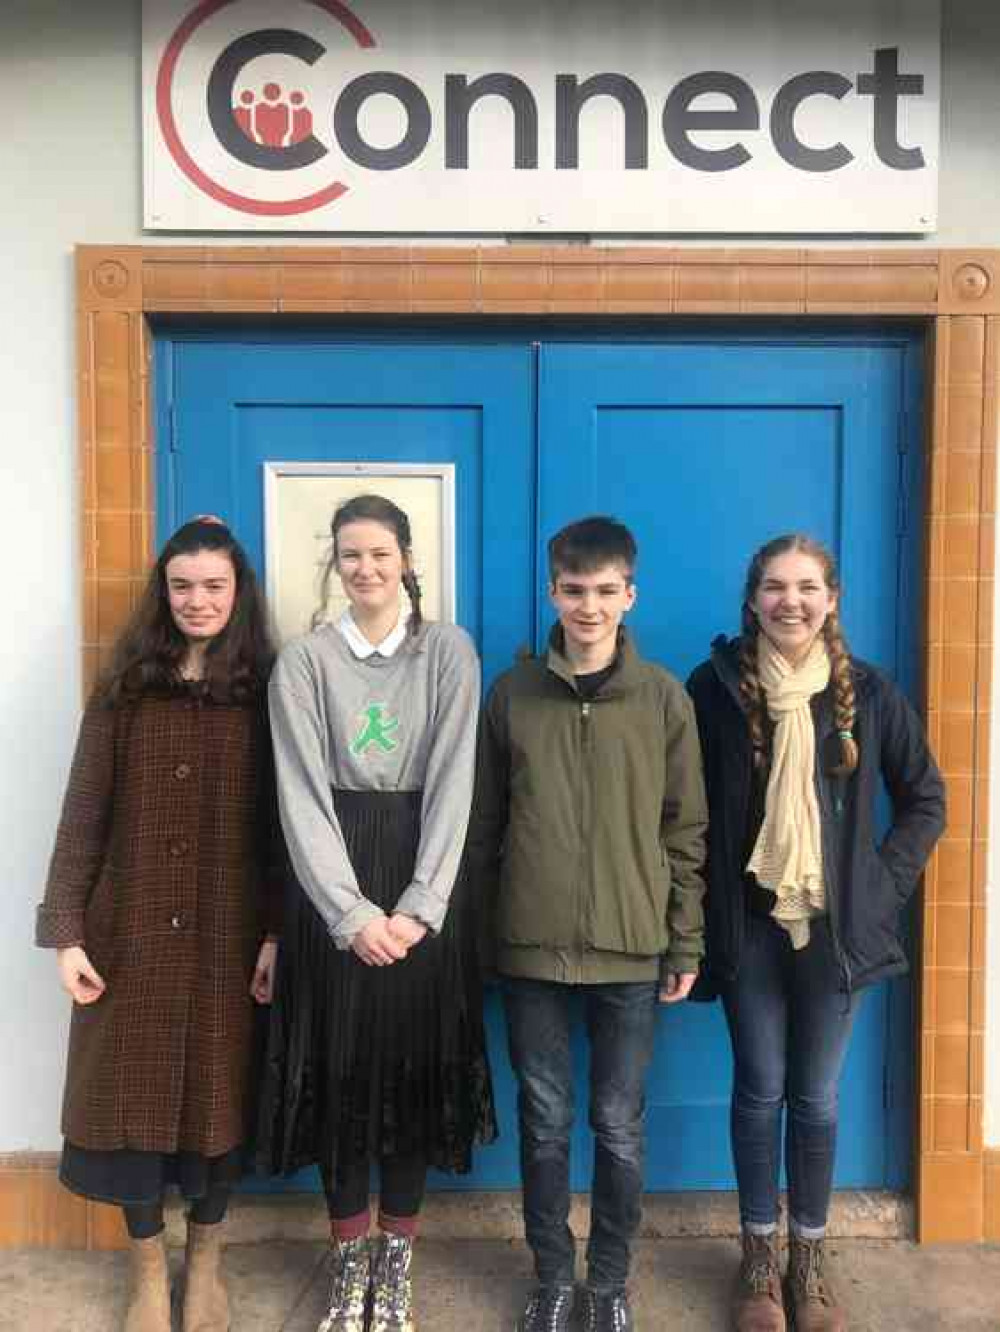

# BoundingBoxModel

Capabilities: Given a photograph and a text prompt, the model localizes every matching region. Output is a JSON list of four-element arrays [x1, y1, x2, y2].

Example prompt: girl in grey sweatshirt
[[256, 493, 496, 1332]]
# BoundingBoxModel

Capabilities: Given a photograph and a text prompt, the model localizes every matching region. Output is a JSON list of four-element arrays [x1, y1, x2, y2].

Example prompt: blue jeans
[[721, 915, 862, 1234], [502, 978, 658, 1288]]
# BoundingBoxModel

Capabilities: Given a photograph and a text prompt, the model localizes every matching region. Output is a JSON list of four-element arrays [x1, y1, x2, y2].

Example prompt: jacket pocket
[[876, 849, 907, 907], [589, 845, 668, 955], [497, 821, 578, 947], [844, 852, 907, 980]]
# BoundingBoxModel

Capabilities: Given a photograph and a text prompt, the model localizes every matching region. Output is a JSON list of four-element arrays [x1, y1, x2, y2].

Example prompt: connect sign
[[145, 0, 940, 233]]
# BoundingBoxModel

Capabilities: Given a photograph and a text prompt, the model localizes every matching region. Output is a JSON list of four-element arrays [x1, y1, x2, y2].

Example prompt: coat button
[[171, 914, 182, 929], [170, 841, 188, 857], [174, 763, 191, 780]]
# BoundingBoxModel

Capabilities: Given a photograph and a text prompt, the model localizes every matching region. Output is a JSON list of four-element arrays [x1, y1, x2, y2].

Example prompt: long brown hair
[[94, 520, 274, 705], [739, 533, 859, 776], [313, 493, 423, 635]]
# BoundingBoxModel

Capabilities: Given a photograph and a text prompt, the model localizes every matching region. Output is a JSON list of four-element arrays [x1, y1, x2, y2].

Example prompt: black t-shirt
[[574, 663, 617, 701]]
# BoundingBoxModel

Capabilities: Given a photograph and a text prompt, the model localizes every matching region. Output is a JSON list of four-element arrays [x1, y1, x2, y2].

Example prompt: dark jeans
[[502, 977, 658, 1288], [721, 915, 862, 1234]]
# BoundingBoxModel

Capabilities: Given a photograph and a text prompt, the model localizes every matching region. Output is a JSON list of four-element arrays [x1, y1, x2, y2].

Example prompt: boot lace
[[792, 1238, 833, 1305], [582, 1288, 632, 1332], [741, 1233, 779, 1295]]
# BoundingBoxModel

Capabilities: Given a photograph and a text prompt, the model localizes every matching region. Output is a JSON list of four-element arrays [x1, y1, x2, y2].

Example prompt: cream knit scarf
[[746, 634, 831, 950]]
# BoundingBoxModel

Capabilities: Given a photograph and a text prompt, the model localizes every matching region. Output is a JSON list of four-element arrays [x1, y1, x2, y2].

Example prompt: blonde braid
[[738, 604, 768, 769], [823, 615, 859, 775]]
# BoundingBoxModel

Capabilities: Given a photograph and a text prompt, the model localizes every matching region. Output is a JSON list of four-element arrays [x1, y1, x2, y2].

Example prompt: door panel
[[538, 343, 902, 677], [536, 340, 918, 1188], [158, 328, 922, 1194], [164, 339, 536, 1190], [166, 341, 536, 688]]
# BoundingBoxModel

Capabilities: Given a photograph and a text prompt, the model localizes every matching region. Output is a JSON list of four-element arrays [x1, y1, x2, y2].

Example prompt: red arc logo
[[156, 0, 376, 216]]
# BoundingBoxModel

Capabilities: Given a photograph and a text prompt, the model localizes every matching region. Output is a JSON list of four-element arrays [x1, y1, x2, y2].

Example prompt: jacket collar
[[545, 624, 643, 697]]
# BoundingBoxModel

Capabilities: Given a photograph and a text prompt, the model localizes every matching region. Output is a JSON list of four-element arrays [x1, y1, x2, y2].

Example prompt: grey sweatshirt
[[269, 621, 480, 948]]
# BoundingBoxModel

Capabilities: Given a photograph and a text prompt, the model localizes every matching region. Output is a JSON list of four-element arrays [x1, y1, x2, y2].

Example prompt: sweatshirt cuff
[[332, 899, 385, 951], [35, 905, 86, 949], [393, 883, 445, 935]]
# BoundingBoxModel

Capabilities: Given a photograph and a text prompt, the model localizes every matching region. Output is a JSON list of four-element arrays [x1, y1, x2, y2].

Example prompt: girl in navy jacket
[[687, 534, 944, 1332]]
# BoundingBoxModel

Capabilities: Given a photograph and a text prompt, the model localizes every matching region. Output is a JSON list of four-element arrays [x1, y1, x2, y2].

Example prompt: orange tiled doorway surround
[[47, 245, 1000, 1245]]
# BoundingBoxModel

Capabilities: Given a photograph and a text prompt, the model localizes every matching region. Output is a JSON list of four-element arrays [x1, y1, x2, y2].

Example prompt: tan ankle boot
[[785, 1236, 846, 1331], [732, 1230, 786, 1331], [124, 1233, 171, 1332], [182, 1220, 230, 1332]]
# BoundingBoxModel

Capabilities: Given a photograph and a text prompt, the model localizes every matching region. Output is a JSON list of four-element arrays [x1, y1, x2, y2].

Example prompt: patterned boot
[[580, 1285, 634, 1332], [182, 1220, 230, 1332], [370, 1232, 415, 1332], [732, 1231, 786, 1331], [785, 1236, 847, 1331], [123, 1233, 171, 1332], [516, 1284, 575, 1332], [318, 1236, 371, 1332]]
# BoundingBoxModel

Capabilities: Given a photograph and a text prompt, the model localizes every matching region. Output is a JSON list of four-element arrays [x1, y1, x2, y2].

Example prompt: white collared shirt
[[337, 609, 407, 660]]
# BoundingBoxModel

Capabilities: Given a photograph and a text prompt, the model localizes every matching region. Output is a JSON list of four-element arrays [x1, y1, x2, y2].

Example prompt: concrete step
[[6, 1235, 1000, 1331], [159, 1189, 911, 1247]]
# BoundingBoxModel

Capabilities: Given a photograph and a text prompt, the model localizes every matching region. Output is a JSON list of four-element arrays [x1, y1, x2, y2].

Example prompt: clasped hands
[[351, 912, 427, 966]]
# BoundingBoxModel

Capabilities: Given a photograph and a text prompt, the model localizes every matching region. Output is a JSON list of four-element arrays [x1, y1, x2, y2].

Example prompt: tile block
[[919, 1151, 983, 1241], [931, 1096, 972, 1153]]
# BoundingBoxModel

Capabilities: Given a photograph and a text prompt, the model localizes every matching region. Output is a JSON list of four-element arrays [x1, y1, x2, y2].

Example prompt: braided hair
[[313, 493, 423, 635], [739, 534, 858, 776]]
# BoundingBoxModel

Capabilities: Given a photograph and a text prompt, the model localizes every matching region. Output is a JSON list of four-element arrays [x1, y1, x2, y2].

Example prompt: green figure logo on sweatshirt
[[351, 704, 400, 756]]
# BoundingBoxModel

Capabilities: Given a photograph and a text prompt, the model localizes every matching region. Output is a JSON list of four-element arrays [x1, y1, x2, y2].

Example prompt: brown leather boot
[[182, 1219, 230, 1332], [123, 1233, 171, 1332], [785, 1235, 846, 1331], [732, 1230, 786, 1331]]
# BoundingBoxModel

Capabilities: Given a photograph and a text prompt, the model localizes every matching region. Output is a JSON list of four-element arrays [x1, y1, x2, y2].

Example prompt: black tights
[[320, 1152, 427, 1221], [123, 1184, 232, 1240]]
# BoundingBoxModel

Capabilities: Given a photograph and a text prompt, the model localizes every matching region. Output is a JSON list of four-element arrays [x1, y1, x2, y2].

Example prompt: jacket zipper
[[814, 732, 852, 997], [577, 700, 593, 982]]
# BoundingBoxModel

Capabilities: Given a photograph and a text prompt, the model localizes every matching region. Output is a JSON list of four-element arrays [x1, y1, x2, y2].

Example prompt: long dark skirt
[[59, 1142, 243, 1207], [257, 789, 497, 1178]]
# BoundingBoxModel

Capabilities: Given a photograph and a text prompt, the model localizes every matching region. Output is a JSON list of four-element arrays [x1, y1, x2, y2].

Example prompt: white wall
[[3, 0, 1000, 1150]]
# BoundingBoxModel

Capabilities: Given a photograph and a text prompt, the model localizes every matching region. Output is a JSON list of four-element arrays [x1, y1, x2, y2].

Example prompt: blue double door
[[158, 327, 924, 1193]]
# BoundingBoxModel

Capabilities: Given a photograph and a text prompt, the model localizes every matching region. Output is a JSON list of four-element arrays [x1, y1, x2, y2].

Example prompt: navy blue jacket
[[687, 637, 946, 996]]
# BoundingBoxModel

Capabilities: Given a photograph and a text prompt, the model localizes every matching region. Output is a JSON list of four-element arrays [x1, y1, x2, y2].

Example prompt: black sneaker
[[580, 1286, 634, 1332], [516, 1283, 575, 1332]]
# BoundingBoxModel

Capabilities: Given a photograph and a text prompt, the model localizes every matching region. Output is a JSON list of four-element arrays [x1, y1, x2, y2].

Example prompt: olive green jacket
[[469, 628, 708, 984]]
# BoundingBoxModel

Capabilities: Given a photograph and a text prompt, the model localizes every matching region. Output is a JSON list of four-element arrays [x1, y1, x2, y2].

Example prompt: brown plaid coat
[[36, 689, 283, 1156]]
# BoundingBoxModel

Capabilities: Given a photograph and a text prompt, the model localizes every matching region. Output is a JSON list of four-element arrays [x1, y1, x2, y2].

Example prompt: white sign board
[[143, 0, 940, 234]]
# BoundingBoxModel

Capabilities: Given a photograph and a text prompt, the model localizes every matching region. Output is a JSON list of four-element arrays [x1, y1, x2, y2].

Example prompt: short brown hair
[[548, 516, 637, 583]]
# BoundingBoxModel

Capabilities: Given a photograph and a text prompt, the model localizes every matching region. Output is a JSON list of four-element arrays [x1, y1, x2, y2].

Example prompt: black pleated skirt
[[256, 789, 497, 1178]]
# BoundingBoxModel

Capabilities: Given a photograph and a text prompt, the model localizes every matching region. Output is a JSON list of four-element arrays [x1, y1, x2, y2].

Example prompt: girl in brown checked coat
[[36, 519, 284, 1332]]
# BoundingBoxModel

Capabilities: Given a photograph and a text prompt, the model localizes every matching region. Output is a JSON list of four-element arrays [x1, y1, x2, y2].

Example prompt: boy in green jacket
[[470, 517, 708, 1332]]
